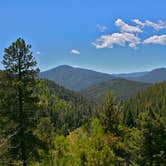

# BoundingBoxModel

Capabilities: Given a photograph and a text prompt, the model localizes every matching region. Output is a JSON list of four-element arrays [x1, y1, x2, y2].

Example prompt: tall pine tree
[[1, 38, 40, 165]]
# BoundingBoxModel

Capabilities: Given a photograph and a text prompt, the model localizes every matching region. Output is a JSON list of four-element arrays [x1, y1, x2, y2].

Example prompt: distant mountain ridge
[[113, 71, 149, 78], [40, 65, 166, 91], [126, 68, 166, 83], [40, 65, 114, 91]]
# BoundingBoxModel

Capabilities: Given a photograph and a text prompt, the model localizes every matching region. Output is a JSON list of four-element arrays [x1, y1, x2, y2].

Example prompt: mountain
[[43, 79, 94, 132], [113, 71, 149, 78], [81, 78, 151, 102], [123, 81, 166, 126], [40, 65, 166, 92], [114, 68, 166, 83], [40, 65, 114, 91], [128, 68, 166, 83], [44, 79, 93, 106]]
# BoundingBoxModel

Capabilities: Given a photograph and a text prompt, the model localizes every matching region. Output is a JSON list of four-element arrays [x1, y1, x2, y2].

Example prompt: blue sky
[[0, 0, 166, 73]]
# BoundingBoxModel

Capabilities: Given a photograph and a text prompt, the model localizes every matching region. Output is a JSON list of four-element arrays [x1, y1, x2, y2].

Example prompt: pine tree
[[100, 93, 122, 135], [140, 107, 166, 165], [1, 38, 40, 165]]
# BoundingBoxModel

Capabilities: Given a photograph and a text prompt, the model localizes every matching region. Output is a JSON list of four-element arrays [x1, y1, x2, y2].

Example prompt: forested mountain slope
[[39, 65, 114, 91], [123, 82, 166, 127], [122, 68, 166, 83], [81, 78, 151, 102], [44, 79, 93, 106], [40, 66, 166, 92]]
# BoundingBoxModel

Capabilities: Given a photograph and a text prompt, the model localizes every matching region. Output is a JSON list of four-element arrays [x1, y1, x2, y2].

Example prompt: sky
[[0, 0, 166, 74]]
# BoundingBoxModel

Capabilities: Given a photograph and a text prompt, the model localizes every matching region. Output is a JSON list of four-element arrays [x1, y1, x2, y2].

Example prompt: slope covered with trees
[[48, 82, 166, 165], [0, 39, 92, 165], [44, 79, 93, 106], [39, 65, 114, 91], [124, 68, 166, 83], [81, 78, 151, 102], [0, 38, 166, 166]]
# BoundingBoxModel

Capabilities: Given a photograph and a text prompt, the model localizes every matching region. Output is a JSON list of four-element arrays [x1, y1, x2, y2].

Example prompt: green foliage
[[81, 78, 151, 102], [52, 119, 116, 166], [122, 82, 166, 165], [0, 38, 40, 165], [123, 82, 166, 127], [100, 93, 123, 136], [37, 79, 93, 135], [138, 110, 166, 165], [1, 39, 166, 165]]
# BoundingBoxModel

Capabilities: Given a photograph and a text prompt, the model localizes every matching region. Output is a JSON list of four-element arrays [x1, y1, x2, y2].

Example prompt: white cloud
[[143, 35, 166, 45], [115, 19, 143, 33], [93, 19, 166, 49], [36, 51, 41, 55], [96, 24, 108, 32], [71, 49, 80, 55], [133, 19, 166, 31], [92, 32, 141, 49], [145, 20, 166, 31], [133, 19, 145, 27]]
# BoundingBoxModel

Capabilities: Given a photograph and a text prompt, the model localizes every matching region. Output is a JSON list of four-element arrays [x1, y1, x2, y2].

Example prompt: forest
[[0, 38, 166, 166]]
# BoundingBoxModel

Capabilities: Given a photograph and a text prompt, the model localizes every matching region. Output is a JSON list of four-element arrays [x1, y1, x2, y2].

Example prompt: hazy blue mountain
[[127, 68, 166, 83], [81, 78, 151, 102], [113, 71, 149, 78], [40, 65, 166, 92], [40, 65, 114, 91]]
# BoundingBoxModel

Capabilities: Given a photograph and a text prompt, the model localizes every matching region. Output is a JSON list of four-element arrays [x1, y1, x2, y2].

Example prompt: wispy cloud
[[71, 49, 80, 55], [133, 19, 145, 27], [145, 20, 166, 31], [133, 19, 166, 31], [92, 32, 141, 49], [93, 19, 166, 49], [143, 35, 166, 45], [96, 24, 108, 32], [115, 19, 143, 33]]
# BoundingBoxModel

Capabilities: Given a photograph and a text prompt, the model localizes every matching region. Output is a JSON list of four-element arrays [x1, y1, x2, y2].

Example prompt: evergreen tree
[[100, 93, 122, 136], [0, 38, 40, 165], [139, 108, 166, 165]]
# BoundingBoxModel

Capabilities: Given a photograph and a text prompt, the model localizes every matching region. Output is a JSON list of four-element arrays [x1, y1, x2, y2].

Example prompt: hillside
[[118, 68, 166, 83], [44, 79, 93, 106], [40, 65, 114, 91], [40, 66, 166, 91], [113, 71, 148, 78], [81, 78, 151, 102], [124, 82, 166, 109], [123, 82, 166, 126]]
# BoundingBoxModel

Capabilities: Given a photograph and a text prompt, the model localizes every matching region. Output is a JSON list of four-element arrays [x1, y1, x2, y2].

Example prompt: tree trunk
[[18, 51, 27, 166]]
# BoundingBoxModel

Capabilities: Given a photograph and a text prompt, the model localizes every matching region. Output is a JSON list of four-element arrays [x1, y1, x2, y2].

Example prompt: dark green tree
[[34, 117, 56, 165], [1, 38, 40, 165], [139, 108, 166, 165], [100, 93, 122, 136]]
